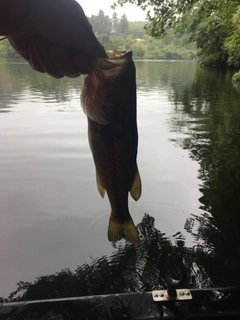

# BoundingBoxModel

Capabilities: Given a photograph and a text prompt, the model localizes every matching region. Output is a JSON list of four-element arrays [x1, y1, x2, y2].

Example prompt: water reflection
[[3, 213, 211, 302], [3, 211, 238, 302], [1, 58, 240, 301], [0, 58, 84, 111], [168, 66, 240, 287]]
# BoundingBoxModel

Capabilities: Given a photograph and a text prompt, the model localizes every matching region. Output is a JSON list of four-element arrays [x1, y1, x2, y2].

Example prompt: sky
[[76, 0, 147, 21]]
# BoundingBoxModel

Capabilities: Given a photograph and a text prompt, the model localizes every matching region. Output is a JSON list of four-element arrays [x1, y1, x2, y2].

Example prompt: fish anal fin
[[108, 215, 140, 244], [130, 167, 142, 201], [96, 172, 105, 198]]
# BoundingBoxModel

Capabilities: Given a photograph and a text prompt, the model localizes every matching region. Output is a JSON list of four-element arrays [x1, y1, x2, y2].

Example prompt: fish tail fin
[[122, 218, 141, 244], [108, 214, 140, 244]]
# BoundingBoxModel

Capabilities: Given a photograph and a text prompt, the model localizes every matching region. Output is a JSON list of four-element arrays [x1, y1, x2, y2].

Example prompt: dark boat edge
[[1, 287, 240, 319]]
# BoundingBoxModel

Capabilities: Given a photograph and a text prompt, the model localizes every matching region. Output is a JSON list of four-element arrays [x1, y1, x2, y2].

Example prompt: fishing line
[[0, 37, 7, 41]]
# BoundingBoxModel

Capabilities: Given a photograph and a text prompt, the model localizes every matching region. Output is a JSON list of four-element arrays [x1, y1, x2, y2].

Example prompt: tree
[[119, 14, 129, 35], [0, 38, 20, 58], [132, 41, 146, 58], [112, 0, 197, 37], [224, 6, 240, 68], [112, 0, 240, 66], [88, 10, 112, 35], [128, 21, 146, 39], [111, 12, 119, 34]]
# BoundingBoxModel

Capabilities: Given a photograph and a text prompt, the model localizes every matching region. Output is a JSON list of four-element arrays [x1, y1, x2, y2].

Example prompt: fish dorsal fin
[[130, 167, 141, 201], [96, 171, 105, 198]]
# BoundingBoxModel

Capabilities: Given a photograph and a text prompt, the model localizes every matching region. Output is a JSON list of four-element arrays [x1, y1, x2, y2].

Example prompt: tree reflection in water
[[169, 65, 240, 288], [1, 62, 240, 303], [3, 213, 214, 302]]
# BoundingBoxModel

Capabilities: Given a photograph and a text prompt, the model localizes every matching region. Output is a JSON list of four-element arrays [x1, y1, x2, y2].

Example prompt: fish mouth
[[105, 50, 132, 59], [91, 50, 133, 78], [81, 50, 135, 125]]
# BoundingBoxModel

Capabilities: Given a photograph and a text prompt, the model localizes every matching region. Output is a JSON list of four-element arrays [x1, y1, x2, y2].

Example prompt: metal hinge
[[152, 289, 192, 302]]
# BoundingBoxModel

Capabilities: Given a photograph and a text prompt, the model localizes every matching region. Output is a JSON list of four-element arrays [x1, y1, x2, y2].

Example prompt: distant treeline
[[89, 10, 197, 60], [0, 10, 197, 60], [114, 0, 240, 70]]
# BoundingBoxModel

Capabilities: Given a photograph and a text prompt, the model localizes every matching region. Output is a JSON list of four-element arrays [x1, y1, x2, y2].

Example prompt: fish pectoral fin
[[96, 171, 105, 198], [108, 215, 140, 244], [130, 167, 142, 201]]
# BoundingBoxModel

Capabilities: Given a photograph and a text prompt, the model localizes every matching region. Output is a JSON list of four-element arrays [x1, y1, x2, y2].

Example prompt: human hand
[[7, 0, 106, 78]]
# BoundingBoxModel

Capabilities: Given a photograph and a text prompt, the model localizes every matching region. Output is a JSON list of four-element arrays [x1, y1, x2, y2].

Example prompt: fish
[[81, 50, 141, 244]]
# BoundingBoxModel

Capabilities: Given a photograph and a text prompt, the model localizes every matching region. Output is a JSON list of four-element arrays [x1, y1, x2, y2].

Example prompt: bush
[[224, 6, 240, 68], [232, 70, 240, 82]]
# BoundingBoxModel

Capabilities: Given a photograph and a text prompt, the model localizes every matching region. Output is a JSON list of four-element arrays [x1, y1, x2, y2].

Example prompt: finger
[[82, 39, 107, 59], [49, 44, 81, 78], [72, 55, 91, 75], [29, 0, 106, 59], [32, 37, 64, 78], [28, 37, 45, 73]]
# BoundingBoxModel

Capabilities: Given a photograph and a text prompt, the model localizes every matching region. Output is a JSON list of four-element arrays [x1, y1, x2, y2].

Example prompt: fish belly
[[88, 116, 141, 244]]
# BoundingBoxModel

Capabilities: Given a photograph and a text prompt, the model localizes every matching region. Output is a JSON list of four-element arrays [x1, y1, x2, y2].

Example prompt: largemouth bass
[[81, 50, 141, 244]]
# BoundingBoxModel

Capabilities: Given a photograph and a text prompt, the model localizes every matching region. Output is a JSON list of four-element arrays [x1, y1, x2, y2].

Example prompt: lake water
[[0, 58, 240, 300]]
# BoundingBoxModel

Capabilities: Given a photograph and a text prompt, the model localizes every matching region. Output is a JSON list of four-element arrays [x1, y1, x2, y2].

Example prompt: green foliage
[[95, 33, 111, 49], [88, 10, 129, 36], [111, 12, 119, 33], [232, 70, 240, 82], [85, 9, 197, 60], [128, 21, 146, 38], [112, 0, 197, 37], [113, 0, 240, 67], [95, 31, 196, 60], [224, 6, 240, 68], [119, 14, 129, 35], [189, 16, 228, 66], [88, 10, 112, 35], [183, 0, 237, 66], [132, 41, 145, 58], [0, 38, 20, 58]]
